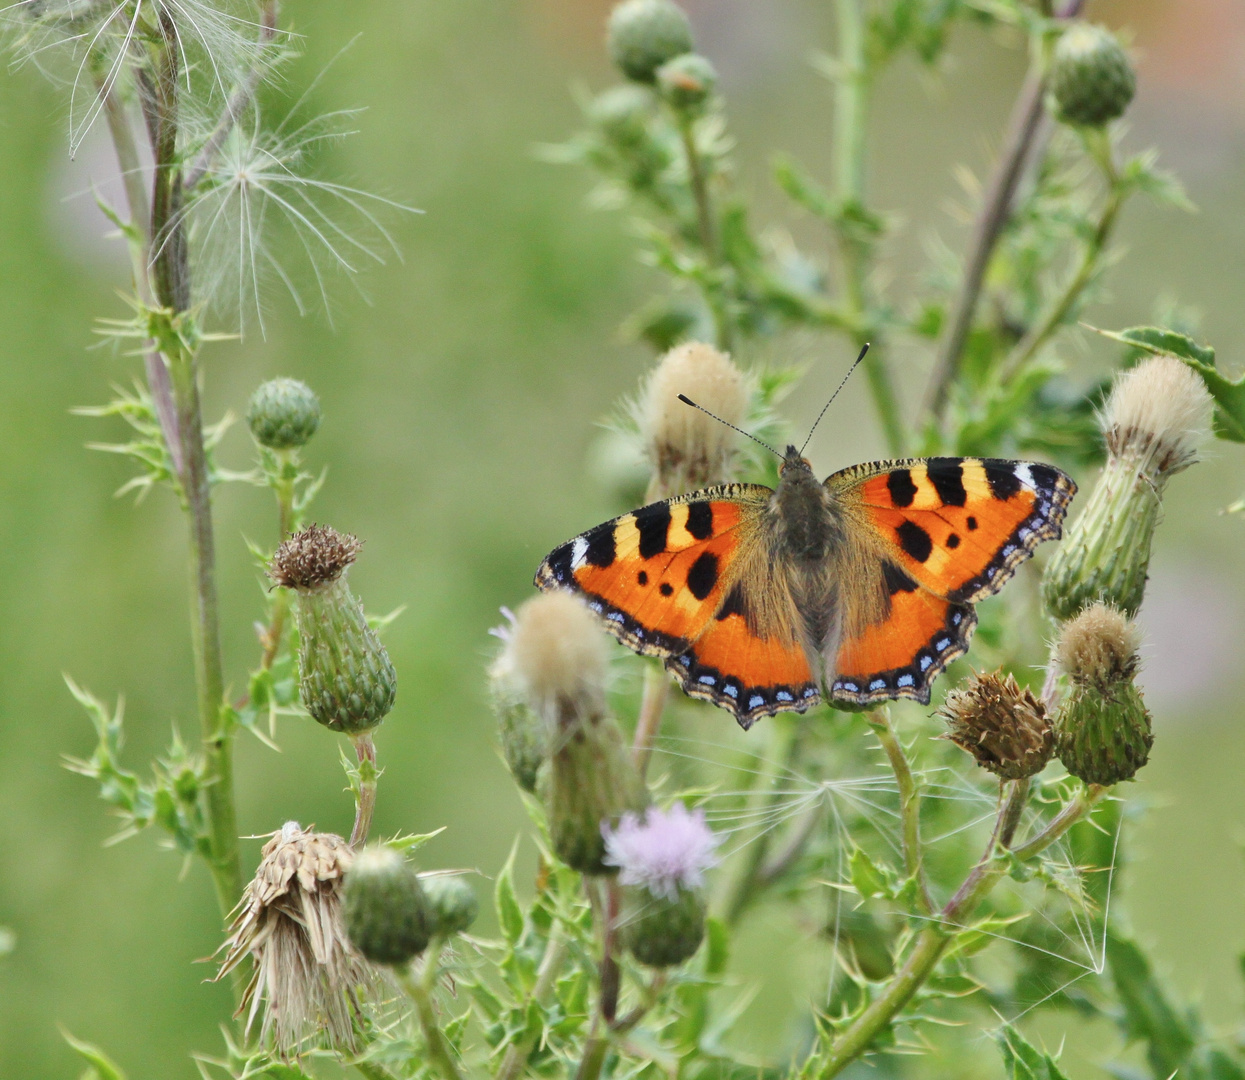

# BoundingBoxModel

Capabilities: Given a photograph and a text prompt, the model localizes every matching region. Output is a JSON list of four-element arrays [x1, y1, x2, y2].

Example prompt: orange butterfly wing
[[825, 457, 1075, 707], [535, 487, 819, 728]]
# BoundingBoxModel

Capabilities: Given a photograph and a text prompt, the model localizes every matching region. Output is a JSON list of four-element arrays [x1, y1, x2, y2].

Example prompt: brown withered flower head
[[269, 524, 363, 590], [216, 822, 378, 1057], [940, 671, 1054, 781]]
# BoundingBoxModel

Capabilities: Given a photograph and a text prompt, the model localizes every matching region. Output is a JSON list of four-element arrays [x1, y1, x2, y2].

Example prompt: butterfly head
[[779, 445, 814, 476]]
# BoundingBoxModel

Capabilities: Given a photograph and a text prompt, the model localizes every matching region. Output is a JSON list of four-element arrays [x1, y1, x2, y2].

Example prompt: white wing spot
[[1014, 463, 1034, 489], [570, 537, 589, 570]]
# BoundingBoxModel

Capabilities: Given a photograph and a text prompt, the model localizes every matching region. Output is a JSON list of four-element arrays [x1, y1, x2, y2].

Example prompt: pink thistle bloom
[[603, 803, 720, 900]]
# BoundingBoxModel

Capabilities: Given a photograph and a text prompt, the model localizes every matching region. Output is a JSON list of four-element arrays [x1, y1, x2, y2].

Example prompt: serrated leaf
[[385, 827, 446, 854], [61, 1030, 128, 1080], [848, 846, 896, 900], [994, 1022, 1070, 1080], [496, 841, 525, 944], [1088, 324, 1215, 366]]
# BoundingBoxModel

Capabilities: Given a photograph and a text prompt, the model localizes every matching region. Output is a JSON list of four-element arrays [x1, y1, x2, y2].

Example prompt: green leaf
[[848, 845, 896, 900], [1088, 324, 1216, 366], [1105, 932, 1196, 1078], [386, 827, 446, 854], [495, 840, 525, 944], [61, 1030, 128, 1080], [994, 1022, 1071, 1080]]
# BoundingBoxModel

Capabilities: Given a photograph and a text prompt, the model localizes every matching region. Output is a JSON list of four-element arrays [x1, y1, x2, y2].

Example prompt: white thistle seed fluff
[[505, 593, 608, 716], [639, 342, 748, 488], [1056, 601, 1140, 684], [1103, 354, 1213, 476]]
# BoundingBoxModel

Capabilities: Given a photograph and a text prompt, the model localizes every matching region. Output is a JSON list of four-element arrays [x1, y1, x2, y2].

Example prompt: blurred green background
[[1, 0, 1244, 1076]]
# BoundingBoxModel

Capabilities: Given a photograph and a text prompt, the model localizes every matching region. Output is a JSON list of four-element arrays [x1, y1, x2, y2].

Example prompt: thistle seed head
[[342, 846, 432, 966], [1103, 354, 1214, 480], [270, 525, 362, 590], [1056, 602, 1141, 687], [939, 671, 1054, 781], [216, 823, 376, 1057], [639, 341, 747, 494], [503, 593, 608, 721]]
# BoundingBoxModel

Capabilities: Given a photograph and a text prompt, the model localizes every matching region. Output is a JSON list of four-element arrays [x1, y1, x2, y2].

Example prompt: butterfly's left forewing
[[825, 456, 1075, 707], [536, 485, 820, 728]]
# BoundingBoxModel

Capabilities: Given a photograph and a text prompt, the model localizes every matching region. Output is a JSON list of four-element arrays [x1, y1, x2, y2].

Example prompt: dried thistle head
[[270, 525, 362, 590], [1103, 354, 1213, 480], [638, 341, 748, 494], [216, 822, 378, 1057], [503, 592, 609, 721], [1056, 602, 1140, 687], [940, 671, 1054, 781]]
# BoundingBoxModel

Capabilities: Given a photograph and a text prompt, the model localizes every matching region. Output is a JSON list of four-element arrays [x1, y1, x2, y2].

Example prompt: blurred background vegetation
[[0, 0, 1243, 1076]]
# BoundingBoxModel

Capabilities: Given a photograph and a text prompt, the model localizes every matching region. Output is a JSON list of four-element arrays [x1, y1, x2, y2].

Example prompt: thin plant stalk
[[632, 667, 670, 779], [675, 113, 732, 352], [350, 732, 378, 848], [867, 709, 933, 915], [398, 939, 464, 1080], [831, 0, 903, 455]]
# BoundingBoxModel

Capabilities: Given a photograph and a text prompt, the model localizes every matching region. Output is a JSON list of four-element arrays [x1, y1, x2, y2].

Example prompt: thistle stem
[[831, 0, 903, 455], [349, 732, 378, 848], [867, 709, 933, 914], [632, 666, 669, 779], [400, 940, 464, 1080], [812, 781, 1102, 1078], [495, 924, 568, 1080], [675, 112, 732, 352]]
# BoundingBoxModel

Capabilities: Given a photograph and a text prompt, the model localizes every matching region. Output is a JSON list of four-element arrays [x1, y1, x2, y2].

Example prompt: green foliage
[[994, 1023, 1071, 1080]]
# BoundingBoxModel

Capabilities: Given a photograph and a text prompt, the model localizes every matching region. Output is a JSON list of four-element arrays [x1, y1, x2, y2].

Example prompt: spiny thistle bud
[[247, 377, 322, 450], [421, 874, 479, 937], [1054, 602, 1153, 785], [604, 803, 720, 967], [638, 341, 748, 496], [489, 608, 549, 793], [656, 53, 717, 112], [1048, 23, 1136, 128], [343, 846, 432, 966], [1043, 355, 1213, 620], [607, 0, 693, 84], [589, 85, 654, 150], [271, 525, 397, 734], [499, 593, 649, 873], [216, 823, 376, 1056], [939, 671, 1054, 781]]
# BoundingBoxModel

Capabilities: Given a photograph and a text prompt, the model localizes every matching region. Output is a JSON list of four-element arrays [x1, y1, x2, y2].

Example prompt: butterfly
[[535, 401, 1075, 730]]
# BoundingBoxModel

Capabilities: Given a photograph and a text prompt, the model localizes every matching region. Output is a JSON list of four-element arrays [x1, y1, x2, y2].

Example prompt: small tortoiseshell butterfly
[[536, 397, 1075, 729]]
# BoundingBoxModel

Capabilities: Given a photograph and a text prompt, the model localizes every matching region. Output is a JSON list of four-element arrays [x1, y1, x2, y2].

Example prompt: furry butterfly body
[[536, 447, 1075, 729]]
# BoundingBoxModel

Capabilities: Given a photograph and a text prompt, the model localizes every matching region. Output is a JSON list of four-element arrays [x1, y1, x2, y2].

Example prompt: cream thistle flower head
[[603, 803, 721, 900], [216, 822, 377, 1057]]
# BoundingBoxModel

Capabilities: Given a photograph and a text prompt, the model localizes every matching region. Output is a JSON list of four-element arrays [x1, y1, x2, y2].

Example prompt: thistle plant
[[14, 1, 1245, 1080]]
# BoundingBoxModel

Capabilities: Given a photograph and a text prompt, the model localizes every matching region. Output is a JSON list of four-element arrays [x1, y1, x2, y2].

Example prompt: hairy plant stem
[[1001, 128, 1124, 382], [142, 19, 241, 928], [831, 0, 903, 455], [924, 0, 1087, 424], [867, 709, 933, 914], [813, 782, 1105, 1078], [495, 923, 568, 1080], [400, 939, 463, 1080], [675, 112, 733, 353], [349, 732, 378, 847], [632, 666, 670, 779]]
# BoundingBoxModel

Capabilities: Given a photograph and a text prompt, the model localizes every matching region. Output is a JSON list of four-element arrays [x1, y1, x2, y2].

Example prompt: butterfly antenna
[[677, 394, 781, 459], [800, 343, 870, 455]]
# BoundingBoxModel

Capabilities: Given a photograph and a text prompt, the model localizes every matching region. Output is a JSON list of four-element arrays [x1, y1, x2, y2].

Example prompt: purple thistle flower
[[603, 803, 721, 900]]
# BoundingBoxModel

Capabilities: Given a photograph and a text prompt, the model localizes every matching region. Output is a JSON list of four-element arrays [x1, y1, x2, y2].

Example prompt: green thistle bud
[[656, 53, 717, 112], [607, 0, 693, 84], [1048, 23, 1136, 128], [499, 593, 649, 873], [1053, 603, 1153, 786], [589, 85, 654, 149], [343, 846, 432, 966], [247, 378, 322, 449], [1043, 355, 1212, 620], [421, 875, 479, 936], [271, 525, 397, 734], [620, 885, 706, 967], [939, 671, 1054, 781]]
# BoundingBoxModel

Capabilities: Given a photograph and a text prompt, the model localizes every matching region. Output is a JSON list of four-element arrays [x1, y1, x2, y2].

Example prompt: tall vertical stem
[[832, 0, 904, 454], [146, 18, 241, 921]]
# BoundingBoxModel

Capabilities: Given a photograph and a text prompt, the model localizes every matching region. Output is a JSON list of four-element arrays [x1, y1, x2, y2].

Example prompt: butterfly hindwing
[[833, 457, 1076, 603]]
